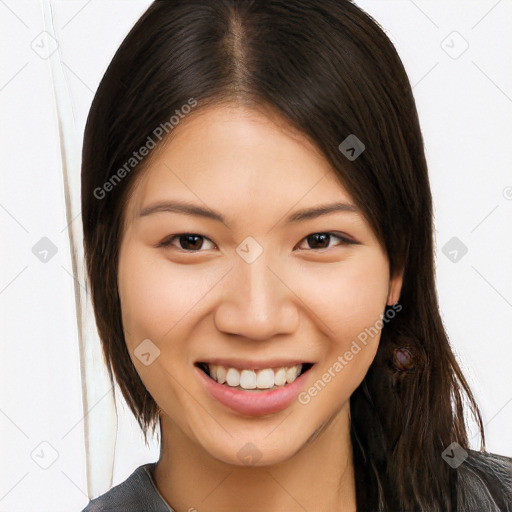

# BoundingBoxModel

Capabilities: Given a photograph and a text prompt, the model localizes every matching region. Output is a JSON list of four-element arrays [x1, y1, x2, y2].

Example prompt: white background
[[0, 1, 511, 511]]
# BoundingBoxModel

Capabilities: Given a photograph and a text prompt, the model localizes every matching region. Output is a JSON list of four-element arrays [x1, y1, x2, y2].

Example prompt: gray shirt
[[81, 451, 512, 511], [81, 462, 175, 512]]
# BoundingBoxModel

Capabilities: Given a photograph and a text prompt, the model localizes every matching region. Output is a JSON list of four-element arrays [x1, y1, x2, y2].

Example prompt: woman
[[80, 1, 511, 510]]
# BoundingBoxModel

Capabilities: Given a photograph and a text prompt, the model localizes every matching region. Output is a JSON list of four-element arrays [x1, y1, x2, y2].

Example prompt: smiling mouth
[[195, 362, 314, 391]]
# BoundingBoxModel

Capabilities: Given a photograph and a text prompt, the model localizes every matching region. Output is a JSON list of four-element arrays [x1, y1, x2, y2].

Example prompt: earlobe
[[387, 269, 404, 306]]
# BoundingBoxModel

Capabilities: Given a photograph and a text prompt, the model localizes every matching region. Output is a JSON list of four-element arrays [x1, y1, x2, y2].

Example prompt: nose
[[213, 254, 300, 341]]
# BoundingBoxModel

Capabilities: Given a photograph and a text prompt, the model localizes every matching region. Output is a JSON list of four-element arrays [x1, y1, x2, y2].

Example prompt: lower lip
[[195, 366, 312, 417]]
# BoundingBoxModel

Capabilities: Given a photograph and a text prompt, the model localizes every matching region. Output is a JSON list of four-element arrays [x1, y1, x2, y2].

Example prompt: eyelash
[[158, 232, 358, 252]]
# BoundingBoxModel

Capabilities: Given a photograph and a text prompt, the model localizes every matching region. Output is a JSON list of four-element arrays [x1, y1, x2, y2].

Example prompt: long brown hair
[[81, 1, 506, 510]]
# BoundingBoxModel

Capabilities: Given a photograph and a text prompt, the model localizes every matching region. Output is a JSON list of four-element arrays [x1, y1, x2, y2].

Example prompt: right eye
[[158, 233, 217, 252]]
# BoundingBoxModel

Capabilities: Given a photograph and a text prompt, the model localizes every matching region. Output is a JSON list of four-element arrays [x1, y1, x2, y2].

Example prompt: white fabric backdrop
[[0, 1, 510, 510]]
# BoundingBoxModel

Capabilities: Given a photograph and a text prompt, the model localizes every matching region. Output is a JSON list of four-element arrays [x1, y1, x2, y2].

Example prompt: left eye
[[159, 232, 355, 252], [295, 232, 355, 250]]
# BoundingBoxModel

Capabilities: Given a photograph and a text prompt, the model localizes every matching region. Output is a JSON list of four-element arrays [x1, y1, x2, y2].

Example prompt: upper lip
[[196, 358, 314, 370]]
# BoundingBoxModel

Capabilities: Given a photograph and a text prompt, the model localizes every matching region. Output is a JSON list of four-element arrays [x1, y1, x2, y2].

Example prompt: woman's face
[[118, 104, 402, 466]]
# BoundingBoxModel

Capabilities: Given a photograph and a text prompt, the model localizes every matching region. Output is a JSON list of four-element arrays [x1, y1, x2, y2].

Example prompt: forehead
[[123, 104, 355, 228]]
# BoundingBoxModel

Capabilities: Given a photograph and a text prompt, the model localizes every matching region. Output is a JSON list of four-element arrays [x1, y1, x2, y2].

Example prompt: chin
[[194, 425, 312, 468]]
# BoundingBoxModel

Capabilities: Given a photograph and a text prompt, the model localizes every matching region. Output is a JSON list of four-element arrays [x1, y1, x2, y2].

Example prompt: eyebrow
[[138, 200, 358, 224]]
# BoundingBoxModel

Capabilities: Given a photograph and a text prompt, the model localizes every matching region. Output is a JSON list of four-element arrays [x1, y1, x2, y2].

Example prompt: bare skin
[[118, 103, 403, 512]]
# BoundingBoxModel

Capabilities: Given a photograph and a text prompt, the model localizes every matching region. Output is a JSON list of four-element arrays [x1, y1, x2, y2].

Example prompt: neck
[[152, 404, 357, 512]]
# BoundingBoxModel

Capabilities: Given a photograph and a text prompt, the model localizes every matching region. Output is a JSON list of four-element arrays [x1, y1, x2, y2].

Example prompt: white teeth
[[256, 369, 274, 389], [206, 364, 304, 389], [286, 366, 300, 383], [240, 370, 257, 389], [216, 365, 226, 384], [274, 368, 286, 387], [226, 368, 240, 387]]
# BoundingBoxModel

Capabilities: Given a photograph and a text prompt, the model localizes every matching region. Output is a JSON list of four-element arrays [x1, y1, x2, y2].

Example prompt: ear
[[386, 268, 403, 306]]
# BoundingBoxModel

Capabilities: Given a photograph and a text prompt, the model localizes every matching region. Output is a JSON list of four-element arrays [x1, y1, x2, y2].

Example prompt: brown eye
[[159, 233, 216, 251], [296, 232, 356, 251], [305, 233, 331, 249]]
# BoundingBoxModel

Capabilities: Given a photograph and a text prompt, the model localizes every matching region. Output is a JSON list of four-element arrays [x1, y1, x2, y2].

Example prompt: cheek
[[118, 244, 218, 346], [296, 252, 390, 342], [337, 268, 388, 337], [118, 249, 167, 341], [117, 245, 203, 408], [296, 259, 389, 412]]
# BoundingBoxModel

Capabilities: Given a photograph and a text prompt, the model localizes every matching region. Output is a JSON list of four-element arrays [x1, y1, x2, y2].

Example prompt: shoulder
[[456, 449, 512, 511], [81, 462, 174, 512]]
